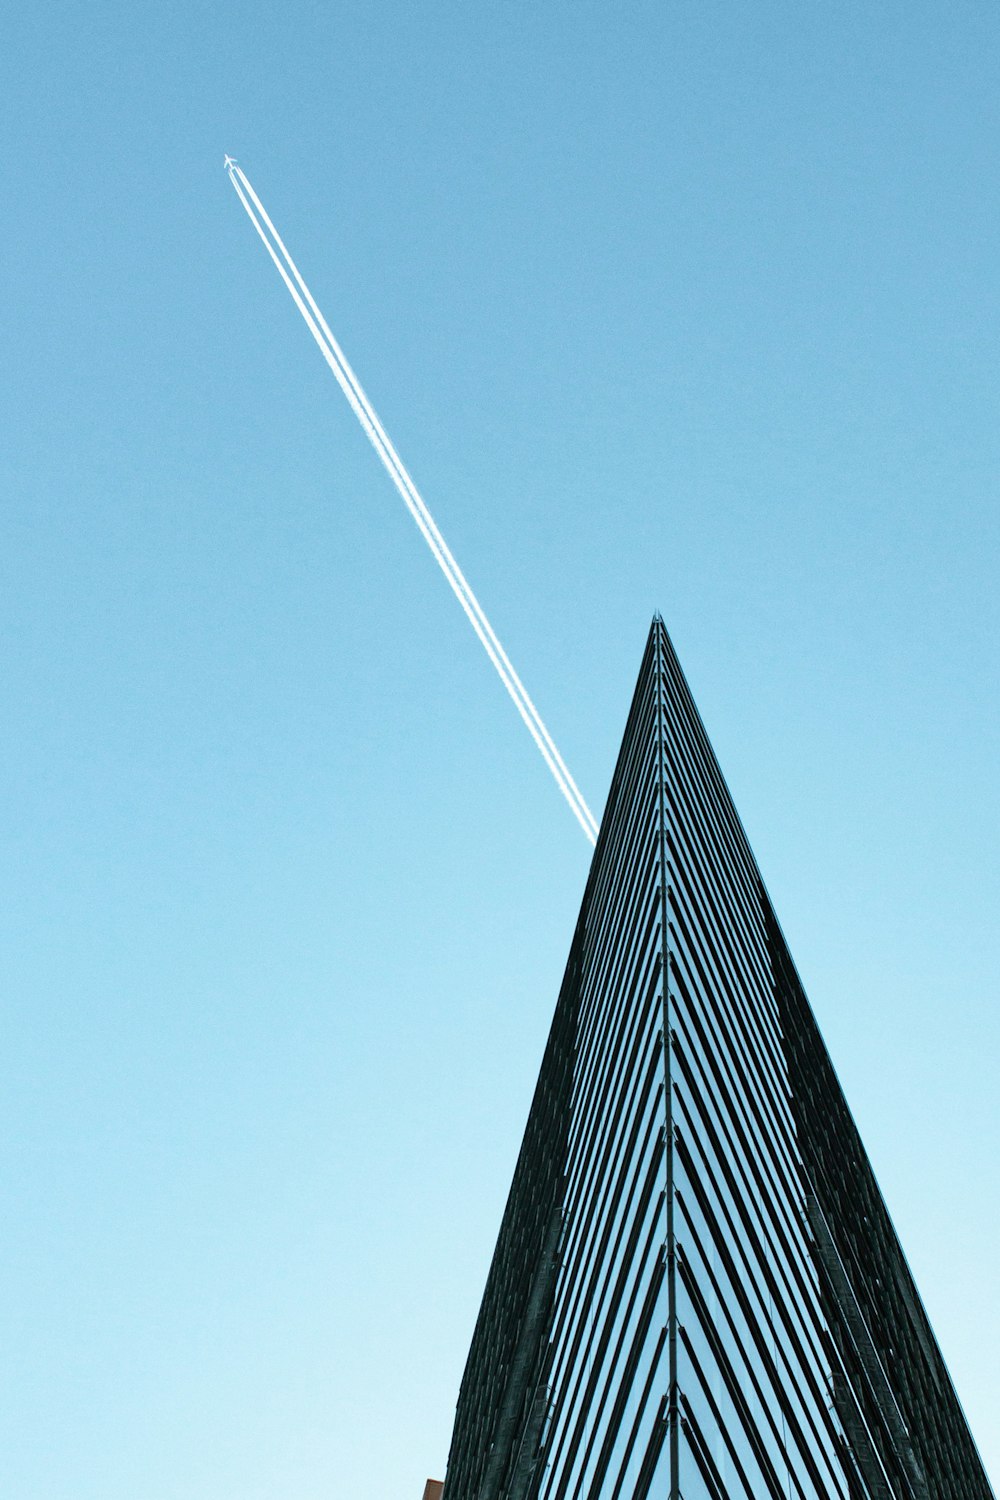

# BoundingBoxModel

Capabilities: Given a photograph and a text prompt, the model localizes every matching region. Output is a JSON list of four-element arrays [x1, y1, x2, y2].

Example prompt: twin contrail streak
[[225, 158, 599, 846]]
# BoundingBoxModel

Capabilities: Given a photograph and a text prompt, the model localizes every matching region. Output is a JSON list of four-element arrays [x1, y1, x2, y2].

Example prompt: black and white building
[[439, 619, 993, 1500]]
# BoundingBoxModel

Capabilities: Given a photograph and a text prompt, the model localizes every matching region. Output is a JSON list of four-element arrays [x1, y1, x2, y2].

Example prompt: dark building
[[439, 618, 994, 1500]]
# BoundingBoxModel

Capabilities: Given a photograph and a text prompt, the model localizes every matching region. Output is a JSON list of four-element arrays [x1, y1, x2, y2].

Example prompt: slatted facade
[[440, 619, 993, 1500]]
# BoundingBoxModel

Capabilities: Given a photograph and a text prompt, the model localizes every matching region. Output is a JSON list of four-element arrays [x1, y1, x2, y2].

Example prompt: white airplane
[[223, 155, 238, 171]]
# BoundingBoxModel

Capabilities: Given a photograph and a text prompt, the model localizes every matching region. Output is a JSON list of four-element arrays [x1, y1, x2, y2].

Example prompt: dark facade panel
[[441, 620, 993, 1500]]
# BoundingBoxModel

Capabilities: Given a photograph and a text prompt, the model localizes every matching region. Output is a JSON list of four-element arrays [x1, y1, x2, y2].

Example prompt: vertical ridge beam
[[654, 622, 681, 1500]]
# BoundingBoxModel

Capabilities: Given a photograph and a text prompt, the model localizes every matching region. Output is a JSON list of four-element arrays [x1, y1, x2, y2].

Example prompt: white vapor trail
[[226, 158, 598, 846]]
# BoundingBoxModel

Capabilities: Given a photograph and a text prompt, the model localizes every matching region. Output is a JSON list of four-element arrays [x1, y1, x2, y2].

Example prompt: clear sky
[[2, 3, 998, 1496]]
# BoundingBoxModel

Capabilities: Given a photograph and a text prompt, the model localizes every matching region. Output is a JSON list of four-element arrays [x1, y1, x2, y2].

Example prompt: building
[[437, 618, 994, 1500]]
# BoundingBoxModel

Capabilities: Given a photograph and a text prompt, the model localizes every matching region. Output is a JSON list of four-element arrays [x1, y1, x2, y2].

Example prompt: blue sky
[[3, 3, 998, 1495]]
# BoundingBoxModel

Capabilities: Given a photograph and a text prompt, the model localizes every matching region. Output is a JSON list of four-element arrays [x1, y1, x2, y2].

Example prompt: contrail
[[225, 157, 599, 846]]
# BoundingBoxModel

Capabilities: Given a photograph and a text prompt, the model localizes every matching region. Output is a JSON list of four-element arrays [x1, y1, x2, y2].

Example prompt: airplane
[[223, 155, 238, 171]]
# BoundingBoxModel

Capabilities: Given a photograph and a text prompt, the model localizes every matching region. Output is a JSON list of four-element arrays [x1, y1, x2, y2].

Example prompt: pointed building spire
[[440, 619, 995, 1500]]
